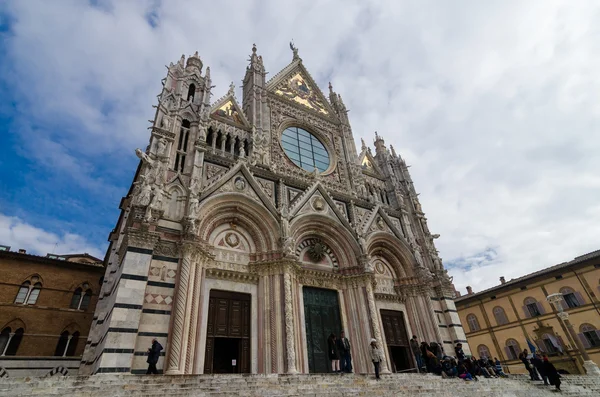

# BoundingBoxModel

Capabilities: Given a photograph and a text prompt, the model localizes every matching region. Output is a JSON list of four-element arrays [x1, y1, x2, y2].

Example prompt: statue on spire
[[228, 81, 235, 96], [289, 41, 299, 60], [361, 138, 367, 151]]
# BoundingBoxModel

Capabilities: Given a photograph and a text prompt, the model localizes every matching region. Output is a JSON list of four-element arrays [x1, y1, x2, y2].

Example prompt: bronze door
[[303, 287, 342, 373], [204, 290, 251, 373]]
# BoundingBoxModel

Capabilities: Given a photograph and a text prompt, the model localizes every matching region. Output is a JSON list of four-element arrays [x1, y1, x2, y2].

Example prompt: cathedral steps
[[0, 373, 598, 396]]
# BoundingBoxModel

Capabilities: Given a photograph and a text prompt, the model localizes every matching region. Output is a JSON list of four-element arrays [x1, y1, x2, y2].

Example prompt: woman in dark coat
[[327, 333, 341, 373], [542, 355, 561, 391]]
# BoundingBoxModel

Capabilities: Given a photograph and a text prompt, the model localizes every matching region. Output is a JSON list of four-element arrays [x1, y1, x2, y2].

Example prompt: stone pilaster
[[283, 270, 298, 373], [166, 241, 206, 374], [365, 281, 389, 374]]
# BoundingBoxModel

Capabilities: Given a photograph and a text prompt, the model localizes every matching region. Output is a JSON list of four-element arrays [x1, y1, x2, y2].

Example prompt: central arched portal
[[302, 287, 342, 373]]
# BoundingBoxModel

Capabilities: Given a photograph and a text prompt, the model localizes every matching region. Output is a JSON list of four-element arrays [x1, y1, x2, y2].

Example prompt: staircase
[[0, 373, 598, 397]]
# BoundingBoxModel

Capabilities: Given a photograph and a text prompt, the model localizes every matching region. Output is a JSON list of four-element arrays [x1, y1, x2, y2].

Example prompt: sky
[[0, 0, 599, 293]]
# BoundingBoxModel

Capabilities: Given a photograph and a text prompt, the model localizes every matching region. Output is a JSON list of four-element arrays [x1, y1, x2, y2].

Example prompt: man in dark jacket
[[147, 338, 163, 375], [409, 336, 423, 371], [337, 331, 352, 373]]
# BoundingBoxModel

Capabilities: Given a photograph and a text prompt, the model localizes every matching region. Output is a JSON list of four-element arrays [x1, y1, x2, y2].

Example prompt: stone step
[[0, 374, 596, 397]]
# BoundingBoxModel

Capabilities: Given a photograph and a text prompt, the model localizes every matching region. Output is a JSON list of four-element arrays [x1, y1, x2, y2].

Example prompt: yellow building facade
[[455, 250, 600, 374]]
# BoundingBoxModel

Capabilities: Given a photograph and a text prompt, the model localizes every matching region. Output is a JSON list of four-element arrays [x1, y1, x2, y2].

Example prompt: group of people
[[410, 337, 508, 380], [519, 349, 562, 391], [327, 331, 353, 374]]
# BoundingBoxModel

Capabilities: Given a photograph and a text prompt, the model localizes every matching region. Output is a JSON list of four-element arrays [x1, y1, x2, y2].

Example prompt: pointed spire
[[361, 138, 367, 151], [205, 66, 211, 80], [179, 54, 185, 66], [390, 145, 397, 158], [329, 82, 333, 94]]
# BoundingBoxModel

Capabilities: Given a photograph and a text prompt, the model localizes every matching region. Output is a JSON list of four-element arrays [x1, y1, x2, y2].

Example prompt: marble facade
[[80, 44, 468, 376]]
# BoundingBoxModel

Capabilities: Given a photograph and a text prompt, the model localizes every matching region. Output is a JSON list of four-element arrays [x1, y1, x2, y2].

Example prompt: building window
[[542, 333, 559, 354], [505, 339, 521, 360], [54, 330, 80, 357], [187, 83, 195, 102], [493, 306, 509, 325], [174, 119, 190, 173], [579, 324, 600, 348], [0, 327, 24, 356], [477, 344, 491, 359], [14, 277, 42, 305], [280, 126, 330, 173], [560, 287, 583, 308], [466, 314, 480, 332], [70, 287, 92, 310], [523, 297, 544, 317]]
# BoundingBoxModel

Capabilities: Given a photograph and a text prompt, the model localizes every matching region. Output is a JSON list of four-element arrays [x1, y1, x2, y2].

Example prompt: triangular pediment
[[210, 92, 251, 129], [266, 61, 336, 117], [358, 149, 385, 179], [361, 205, 404, 241], [198, 161, 278, 219], [288, 182, 353, 233]]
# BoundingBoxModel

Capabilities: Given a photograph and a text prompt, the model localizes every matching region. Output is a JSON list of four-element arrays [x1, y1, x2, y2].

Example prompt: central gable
[[266, 60, 336, 118]]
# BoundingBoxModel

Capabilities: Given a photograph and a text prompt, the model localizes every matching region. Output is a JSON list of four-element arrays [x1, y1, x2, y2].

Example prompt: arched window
[[1, 327, 24, 356], [187, 83, 196, 102], [70, 287, 92, 310], [541, 333, 559, 353], [466, 314, 480, 332], [523, 297, 544, 318], [54, 331, 69, 356], [505, 339, 520, 360], [493, 306, 509, 325], [174, 119, 190, 173], [14, 277, 42, 305], [579, 324, 600, 348], [560, 287, 583, 308], [477, 344, 491, 359], [66, 331, 80, 356]]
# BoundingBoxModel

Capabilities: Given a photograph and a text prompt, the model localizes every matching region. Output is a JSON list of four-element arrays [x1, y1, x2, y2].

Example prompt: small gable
[[212, 99, 245, 126]]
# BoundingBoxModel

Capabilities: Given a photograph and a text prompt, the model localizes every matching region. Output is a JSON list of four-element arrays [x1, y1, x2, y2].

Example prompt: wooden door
[[204, 290, 251, 373]]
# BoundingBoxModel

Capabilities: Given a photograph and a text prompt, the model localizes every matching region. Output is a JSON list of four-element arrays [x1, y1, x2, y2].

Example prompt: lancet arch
[[366, 232, 417, 279]]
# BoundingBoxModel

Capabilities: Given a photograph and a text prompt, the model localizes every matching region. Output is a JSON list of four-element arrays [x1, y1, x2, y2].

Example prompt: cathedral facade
[[80, 44, 468, 375]]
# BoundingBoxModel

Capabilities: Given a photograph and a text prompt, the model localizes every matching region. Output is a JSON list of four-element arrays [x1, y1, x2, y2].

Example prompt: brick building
[[0, 245, 104, 377], [455, 250, 600, 375]]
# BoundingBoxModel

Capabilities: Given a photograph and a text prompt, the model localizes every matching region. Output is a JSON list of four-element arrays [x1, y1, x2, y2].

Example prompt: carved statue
[[289, 41, 299, 60], [156, 137, 168, 157], [188, 196, 201, 219], [189, 177, 201, 196], [135, 148, 154, 166], [160, 115, 171, 130], [149, 186, 165, 212], [132, 174, 152, 206], [282, 236, 296, 257], [239, 145, 246, 158]]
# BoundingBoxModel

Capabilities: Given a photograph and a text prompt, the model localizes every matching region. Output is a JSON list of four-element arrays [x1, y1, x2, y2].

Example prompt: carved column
[[185, 252, 210, 373], [283, 270, 298, 373], [365, 280, 389, 373], [166, 241, 200, 374]]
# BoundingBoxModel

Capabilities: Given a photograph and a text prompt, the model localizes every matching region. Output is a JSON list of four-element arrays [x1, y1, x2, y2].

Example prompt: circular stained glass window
[[281, 127, 330, 173]]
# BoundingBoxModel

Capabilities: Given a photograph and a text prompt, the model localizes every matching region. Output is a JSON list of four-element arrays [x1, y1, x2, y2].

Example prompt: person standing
[[542, 355, 561, 392], [519, 349, 539, 381], [327, 333, 341, 373], [531, 353, 548, 385], [337, 331, 352, 373], [410, 335, 423, 371], [146, 338, 163, 375], [369, 338, 384, 380], [454, 343, 466, 363]]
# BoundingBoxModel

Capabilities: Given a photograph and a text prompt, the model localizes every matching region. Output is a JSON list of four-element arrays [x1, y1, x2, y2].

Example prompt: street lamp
[[546, 293, 600, 375]]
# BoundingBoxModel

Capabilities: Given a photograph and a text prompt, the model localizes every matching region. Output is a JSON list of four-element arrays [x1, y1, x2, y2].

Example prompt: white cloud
[[2, 0, 600, 293], [0, 213, 103, 258]]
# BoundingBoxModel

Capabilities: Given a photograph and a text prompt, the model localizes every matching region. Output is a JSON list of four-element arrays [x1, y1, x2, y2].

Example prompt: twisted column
[[165, 242, 196, 374], [366, 281, 389, 373], [283, 271, 298, 373], [185, 254, 206, 373]]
